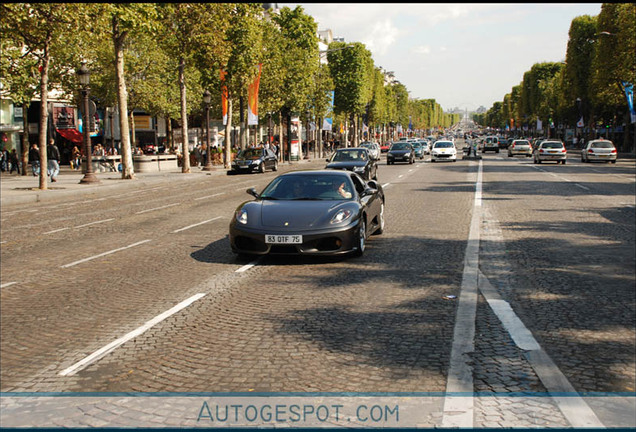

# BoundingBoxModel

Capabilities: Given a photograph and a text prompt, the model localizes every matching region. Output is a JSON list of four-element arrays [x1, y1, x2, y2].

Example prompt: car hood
[[325, 161, 366, 169], [241, 200, 358, 229], [388, 150, 410, 155]]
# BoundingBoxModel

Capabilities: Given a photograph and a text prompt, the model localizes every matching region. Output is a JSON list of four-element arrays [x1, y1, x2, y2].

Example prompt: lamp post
[[202, 89, 213, 171], [77, 63, 99, 184]]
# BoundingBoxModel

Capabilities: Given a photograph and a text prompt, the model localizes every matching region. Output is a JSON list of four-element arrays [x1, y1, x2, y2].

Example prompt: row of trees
[[474, 3, 635, 151], [1, 3, 459, 189]]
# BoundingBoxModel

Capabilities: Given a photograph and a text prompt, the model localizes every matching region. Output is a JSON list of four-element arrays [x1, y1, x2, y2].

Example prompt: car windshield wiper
[[260, 196, 279, 200]]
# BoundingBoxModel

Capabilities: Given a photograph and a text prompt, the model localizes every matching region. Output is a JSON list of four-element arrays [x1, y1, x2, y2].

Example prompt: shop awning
[[56, 128, 83, 144]]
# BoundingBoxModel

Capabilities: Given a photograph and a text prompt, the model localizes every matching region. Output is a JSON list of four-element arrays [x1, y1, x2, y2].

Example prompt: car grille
[[234, 236, 268, 253]]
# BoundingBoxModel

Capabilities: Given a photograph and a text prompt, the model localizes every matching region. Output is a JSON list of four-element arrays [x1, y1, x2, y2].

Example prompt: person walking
[[47, 139, 61, 182], [71, 145, 81, 170], [9, 149, 20, 174], [0, 147, 9, 172], [28, 143, 40, 176]]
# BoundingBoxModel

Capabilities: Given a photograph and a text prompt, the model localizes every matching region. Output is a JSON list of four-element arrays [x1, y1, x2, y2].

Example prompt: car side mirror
[[247, 187, 260, 198]]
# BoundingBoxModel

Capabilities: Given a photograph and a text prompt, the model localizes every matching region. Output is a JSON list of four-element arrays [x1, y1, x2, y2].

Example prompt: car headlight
[[330, 209, 353, 224], [353, 166, 365, 172], [251, 160, 260, 165], [236, 208, 248, 225]]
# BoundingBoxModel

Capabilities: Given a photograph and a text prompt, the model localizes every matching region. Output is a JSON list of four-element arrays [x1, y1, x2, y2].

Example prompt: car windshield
[[332, 150, 367, 161], [260, 174, 355, 201], [542, 142, 564, 149], [434, 142, 454, 148], [390, 143, 410, 150], [237, 148, 262, 159], [591, 141, 614, 148], [514, 141, 529, 145]]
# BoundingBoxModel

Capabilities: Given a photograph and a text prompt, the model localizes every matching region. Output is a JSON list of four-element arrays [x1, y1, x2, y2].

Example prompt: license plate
[[265, 234, 302, 244], [598, 154, 607, 157], [548, 151, 557, 154]]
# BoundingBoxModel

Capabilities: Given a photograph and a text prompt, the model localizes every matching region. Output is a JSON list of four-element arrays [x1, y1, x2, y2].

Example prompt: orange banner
[[247, 64, 262, 126], [221, 69, 228, 125]]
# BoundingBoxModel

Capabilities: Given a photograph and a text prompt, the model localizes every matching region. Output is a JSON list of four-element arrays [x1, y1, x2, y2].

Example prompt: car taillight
[[562, 148, 567, 153], [539, 149, 544, 153], [588, 149, 594, 153], [611, 148, 617, 153]]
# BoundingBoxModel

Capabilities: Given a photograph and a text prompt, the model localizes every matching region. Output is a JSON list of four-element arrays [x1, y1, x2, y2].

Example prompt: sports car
[[229, 170, 385, 257]]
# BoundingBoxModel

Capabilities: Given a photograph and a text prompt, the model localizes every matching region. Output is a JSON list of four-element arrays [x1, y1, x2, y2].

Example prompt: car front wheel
[[373, 203, 384, 235], [272, 161, 278, 171], [353, 219, 366, 257]]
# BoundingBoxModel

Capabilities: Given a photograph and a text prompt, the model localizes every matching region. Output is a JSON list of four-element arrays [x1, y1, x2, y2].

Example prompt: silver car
[[508, 139, 532, 157], [581, 139, 617, 163], [360, 142, 381, 160], [533, 140, 567, 164]]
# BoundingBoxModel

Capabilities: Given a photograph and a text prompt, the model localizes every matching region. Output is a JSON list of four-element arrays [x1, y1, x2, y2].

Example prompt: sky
[[282, 3, 603, 112]]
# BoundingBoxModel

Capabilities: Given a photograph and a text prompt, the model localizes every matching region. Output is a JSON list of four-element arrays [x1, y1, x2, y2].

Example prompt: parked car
[[326, 147, 377, 180], [581, 139, 617, 163], [508, 139, 533, 157], [533, 140, 567, 164], [229, 147, 278, 174], [229, 170, 385, 257], [387, 142, 415, 165], [482, 136, 499, 153], [380, 142, 391, 153], [360, 142, 381, 160], [430, 140, 457, 162]]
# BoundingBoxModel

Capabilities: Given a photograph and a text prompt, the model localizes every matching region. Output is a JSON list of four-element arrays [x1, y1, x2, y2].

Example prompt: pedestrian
[[29, 143, 40, 176], [71, 145, 81, 170], [47, 139, 61, 182], [0, 147, 8, 172], [9, 149, 20, 174]]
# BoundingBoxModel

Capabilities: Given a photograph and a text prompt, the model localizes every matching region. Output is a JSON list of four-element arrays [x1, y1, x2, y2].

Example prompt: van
[[482, 136, 499, 153]]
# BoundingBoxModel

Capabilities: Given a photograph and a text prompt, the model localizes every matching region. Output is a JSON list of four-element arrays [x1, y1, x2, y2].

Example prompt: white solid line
[[1, 282, 17, 289], [75, 218, 115, 229], [194, 192, 225, 201], [135, 203, 181, 214], [575, 184, 590, 190], [44, 227, 70, 235], [442, 159, 481, 428], [172, 217, 222, 233], [59, 293, 206, 376], [382, 183, 390, 188], [236, 259, 259, 273], [0, 241, 6, 244], [60, 239, 152, 268]]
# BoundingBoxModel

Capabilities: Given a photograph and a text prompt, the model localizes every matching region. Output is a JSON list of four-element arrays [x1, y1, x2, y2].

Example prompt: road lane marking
[[478, 273, 603, 427], [135, 203, 181, 214], [172, 217, 222, 233], [236, 260, 259, 273], [442, 159, 482, 428], [382, 183, 390, 188], [60, 239, 152, 268], [575, 184, 590, 190], [235, 185, 256, 192], [44, 227, 70, 235], [75, 218, 115, 229], [1, 282, 17, 289], [58, 293, 207, 377], [194, 192, 226, 201]]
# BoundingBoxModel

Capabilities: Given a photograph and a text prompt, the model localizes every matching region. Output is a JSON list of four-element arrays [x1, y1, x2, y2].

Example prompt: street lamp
[[77, 62, 99, 184], [202, 89, 213, 171]]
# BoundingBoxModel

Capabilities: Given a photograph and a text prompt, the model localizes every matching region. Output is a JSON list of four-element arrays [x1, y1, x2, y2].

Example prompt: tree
[[1, 3, 85, 189]]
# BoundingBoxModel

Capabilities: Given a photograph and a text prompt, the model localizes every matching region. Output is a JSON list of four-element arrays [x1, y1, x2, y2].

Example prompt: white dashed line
[[194, 192, 226, 201], [75, 218, 115, 229], [575, 184, 590, 190], [235, 185, 256, 192], [59, 293, 206, 376], [1, 282, 17, 289], [44, 227, 70, 235], [236, 261, 259, 273], [135, 203, 181, 214], [60, 239, 152, 268], [382, 183, 390, 188], [172, 217, 222, 233]]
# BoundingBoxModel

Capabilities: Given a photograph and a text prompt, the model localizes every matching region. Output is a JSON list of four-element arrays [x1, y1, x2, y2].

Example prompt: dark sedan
[[325, 147, 377, 180], [229, 170, 385, 258], [229, 147, 278, 174], [387, 142, 414, 165]]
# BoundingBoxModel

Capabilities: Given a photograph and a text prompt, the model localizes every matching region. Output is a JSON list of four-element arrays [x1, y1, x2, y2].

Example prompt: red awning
[[56, 128, 83, 144]]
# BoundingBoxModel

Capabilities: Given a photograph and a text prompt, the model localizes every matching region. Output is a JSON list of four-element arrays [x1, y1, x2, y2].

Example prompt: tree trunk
[[38, 36, 51, 190], [113, 16, 135, 179], [239, 96, 246, 150], [318, 116, 323, 159], [129, 110, 136, 149], [166, 115, 173, 151], [21, 102, 29, 176], [178, 57, 190, 173], [224, 98, 233, 169], [353, 114, 359, 147]]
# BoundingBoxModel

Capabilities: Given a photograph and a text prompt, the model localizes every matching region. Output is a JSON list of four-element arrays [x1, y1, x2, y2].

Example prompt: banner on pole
[[577, 117, 584, 128], [247, 64, 262, 126], [221, 69, 228, 126], [622, 81, 635, 123]]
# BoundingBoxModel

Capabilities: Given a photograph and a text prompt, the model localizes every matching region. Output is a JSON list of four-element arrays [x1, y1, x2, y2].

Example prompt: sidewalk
[[1, 159, 321, 208]]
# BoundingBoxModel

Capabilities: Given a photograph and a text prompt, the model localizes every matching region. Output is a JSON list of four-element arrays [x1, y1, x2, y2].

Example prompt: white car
[[581, 139, 617, 163], [431, 140, 457, 162]]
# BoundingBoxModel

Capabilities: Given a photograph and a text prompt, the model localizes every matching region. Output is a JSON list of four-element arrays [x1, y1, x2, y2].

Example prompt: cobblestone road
[[1, 149, 634, 428]]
